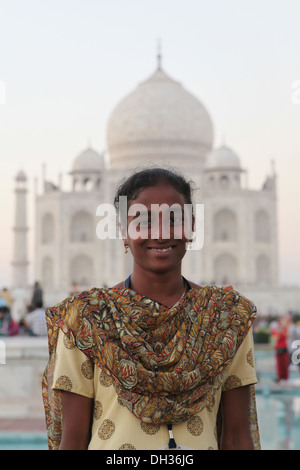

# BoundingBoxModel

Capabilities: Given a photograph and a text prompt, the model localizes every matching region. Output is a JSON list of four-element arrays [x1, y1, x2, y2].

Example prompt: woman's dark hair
[[114, 167, 194, 212]]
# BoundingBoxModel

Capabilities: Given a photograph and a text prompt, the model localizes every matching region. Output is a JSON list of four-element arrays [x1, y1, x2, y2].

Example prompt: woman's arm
[[59, 391, 93, 450], [220, 385, 254, 450]]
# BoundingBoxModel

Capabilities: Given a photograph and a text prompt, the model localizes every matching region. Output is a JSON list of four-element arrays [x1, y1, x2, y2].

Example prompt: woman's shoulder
[[187, 280, 236, 294], [47, 287, 108, 314], [190, 283, 256, 312], [187, 280, 232, 295]]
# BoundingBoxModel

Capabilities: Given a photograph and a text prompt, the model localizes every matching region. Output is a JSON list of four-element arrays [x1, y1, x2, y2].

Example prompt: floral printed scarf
[[42, 284, 260, 450]]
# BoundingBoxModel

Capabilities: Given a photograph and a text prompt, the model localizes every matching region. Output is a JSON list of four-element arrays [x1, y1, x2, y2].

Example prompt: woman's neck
[[130, 266, 185, 305]]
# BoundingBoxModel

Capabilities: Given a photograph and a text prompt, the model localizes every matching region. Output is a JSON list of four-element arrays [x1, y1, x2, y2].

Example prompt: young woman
[[42, 167, 260, 450]]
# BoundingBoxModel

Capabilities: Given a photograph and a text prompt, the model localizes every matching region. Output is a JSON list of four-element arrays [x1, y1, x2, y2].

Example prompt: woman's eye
[[170, 214, 183, 224]]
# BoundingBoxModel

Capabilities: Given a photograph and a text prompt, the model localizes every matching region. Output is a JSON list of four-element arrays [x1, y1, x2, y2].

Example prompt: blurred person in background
[[20, 301, 47, 337], [31, 281, 43, 309], [70, 281, 79, 297], [272, 317, 290, 385], [0, 298, 19, 336], [1, 287, 13, 308]]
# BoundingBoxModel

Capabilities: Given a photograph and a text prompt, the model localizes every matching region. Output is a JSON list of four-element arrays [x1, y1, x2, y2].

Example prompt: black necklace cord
[[167, 424, 177, 448]]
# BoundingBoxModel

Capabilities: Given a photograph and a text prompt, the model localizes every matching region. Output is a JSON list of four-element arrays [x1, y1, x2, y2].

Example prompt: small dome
[[72, 147, 105, 173], [15, 170, 27, 181], [205, 145, 241, 169], [107, 67, 214, 168]]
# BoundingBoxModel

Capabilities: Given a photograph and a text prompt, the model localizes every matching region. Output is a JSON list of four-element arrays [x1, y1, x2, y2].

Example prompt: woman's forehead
[[128, 203, 185, 219], [129, 183, 187, 205]]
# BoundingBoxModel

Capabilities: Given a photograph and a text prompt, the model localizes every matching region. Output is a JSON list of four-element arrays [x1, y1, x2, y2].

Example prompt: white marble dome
[[72, 147, 105, 173], [205, 145, 241, 169], [15, 170, 27, 181], [106, 67, 214, 168]]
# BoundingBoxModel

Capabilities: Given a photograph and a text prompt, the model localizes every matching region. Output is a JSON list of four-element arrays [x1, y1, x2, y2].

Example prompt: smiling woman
[[42, 167, 261, 450]]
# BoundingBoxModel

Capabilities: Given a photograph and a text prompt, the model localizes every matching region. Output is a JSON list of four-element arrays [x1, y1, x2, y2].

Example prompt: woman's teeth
[[149, 247, 173, 252]]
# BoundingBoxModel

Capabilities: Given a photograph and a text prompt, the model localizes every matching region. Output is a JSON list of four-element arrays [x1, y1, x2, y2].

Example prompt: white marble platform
[[0, 336, 48, 419]]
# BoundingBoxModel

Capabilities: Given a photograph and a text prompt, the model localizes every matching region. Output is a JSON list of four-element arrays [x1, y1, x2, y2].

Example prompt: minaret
[[12, 170, 29, 288]]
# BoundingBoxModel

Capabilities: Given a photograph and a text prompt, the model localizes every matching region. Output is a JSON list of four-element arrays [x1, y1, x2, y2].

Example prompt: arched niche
[[214, 253, 237, 285], [41, 213, 54, 244], [256, 254, 271, 285], [70, 211, 94, 242], [70, 254, 94, 286], [255, 210, 271, 243], [41, 256, 54, 287], [214, 209, 237, 242]]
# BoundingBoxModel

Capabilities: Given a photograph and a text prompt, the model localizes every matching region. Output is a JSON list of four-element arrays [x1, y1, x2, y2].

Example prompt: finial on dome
[[157, 38, 162, 70], [271, 158, 276, 176]]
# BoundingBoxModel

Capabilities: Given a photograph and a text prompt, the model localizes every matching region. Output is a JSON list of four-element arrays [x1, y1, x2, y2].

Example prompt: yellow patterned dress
[[42, 285, 261, 450]]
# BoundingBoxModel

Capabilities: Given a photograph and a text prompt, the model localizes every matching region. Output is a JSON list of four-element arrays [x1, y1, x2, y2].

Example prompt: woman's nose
[[151, 213, 170, 239]]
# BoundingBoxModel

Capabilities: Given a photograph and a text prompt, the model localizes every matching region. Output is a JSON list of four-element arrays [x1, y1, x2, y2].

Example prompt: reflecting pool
[[0, 432, 48, 450], [255, 348, 300, 450], [0, 394, 300, 450], [257, 393, 300, 450]]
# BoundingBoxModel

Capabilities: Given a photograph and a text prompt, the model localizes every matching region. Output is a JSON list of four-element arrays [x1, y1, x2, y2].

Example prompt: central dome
[[107, 67, 214, 169]]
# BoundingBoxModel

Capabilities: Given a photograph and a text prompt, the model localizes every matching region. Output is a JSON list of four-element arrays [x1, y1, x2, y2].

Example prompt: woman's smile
[[147, 245, 175, 255], [147, 247, 174, 259]]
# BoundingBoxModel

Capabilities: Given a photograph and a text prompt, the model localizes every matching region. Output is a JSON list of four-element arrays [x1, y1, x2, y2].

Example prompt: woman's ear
[[118, 221, 127, 243]]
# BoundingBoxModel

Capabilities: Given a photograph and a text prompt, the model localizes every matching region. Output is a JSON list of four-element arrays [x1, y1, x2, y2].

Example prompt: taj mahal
[[11, 56, 300, 317]]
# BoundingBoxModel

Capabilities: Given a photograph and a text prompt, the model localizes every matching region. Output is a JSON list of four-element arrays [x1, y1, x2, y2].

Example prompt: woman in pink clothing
[[272, 317, 290, 384]]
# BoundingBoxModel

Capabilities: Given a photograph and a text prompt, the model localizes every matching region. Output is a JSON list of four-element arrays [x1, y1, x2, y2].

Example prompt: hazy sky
[[0, 0, 299, 287]]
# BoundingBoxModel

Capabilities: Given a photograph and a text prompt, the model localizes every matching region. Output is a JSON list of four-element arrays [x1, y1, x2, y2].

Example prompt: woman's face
[[124, 183, 193, 274]]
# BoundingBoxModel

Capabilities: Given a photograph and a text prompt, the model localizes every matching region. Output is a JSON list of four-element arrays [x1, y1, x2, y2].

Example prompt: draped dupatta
[[42, 285, 260, 450]]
